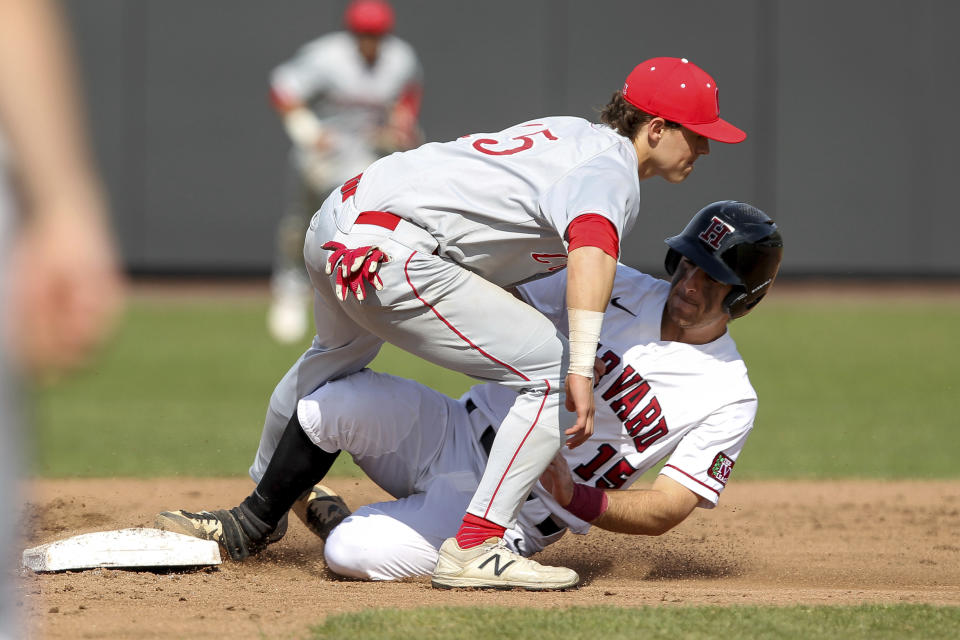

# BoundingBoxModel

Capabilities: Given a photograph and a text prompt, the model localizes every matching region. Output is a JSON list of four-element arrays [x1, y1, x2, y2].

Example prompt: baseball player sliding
[[309, 201, 782, 583], [159, 55, 748, 590], [268, 0, 423, 343]]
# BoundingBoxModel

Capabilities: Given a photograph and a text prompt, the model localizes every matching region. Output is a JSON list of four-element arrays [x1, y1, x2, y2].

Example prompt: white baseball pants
[[278, 369, 567, 580]]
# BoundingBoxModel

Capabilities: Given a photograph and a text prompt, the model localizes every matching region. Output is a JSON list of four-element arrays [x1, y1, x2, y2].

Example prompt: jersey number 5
[[472, 125, 557, 156]]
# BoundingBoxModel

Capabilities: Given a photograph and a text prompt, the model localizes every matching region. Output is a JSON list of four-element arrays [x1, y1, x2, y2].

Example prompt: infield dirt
[[17, 477, 960, 639]]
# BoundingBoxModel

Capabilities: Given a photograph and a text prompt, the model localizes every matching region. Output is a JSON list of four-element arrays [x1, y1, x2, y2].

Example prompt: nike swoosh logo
[[610, 296, 636, 317]]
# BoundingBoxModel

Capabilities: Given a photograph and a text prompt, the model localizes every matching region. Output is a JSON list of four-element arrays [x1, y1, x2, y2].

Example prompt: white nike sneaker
[[431, 537, 579, 590]]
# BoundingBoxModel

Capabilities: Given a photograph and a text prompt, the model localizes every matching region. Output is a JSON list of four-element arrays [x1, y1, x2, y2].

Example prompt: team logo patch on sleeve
[[708, 452, 735, 485]]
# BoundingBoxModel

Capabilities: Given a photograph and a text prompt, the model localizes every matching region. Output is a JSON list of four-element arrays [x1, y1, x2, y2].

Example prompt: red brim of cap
[[684, 118, 747, 144]]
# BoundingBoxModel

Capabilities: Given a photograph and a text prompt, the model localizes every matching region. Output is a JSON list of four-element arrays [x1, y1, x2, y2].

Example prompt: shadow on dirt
[[560, 548, 741, 586], [642, 546, 741, 580], [535, 531, 743, 586]]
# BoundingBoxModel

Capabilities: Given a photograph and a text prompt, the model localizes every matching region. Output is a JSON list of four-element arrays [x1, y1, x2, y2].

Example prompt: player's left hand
[[322, 241, 388, 302], [564, 372, 595, 449], [539, 452, 575, 506]]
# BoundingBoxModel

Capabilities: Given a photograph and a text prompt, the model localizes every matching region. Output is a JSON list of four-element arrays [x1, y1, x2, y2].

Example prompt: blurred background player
[[267, 0, 424, 343], [0, 0, 123, 636]]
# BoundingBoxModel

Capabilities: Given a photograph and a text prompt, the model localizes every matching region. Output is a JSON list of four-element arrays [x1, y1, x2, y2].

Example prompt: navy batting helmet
[[664, 201, 783, 319]]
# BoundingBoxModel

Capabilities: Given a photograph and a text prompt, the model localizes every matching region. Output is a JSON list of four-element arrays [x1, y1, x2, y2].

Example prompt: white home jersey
[[270, 31, 422, 180], [354, 116, 641, 286], [468, 265, 757, 532]]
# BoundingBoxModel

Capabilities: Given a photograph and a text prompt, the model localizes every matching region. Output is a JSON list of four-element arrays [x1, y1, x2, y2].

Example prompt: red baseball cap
[[345, 0, 395, 35], [622, 57, 746, 143]]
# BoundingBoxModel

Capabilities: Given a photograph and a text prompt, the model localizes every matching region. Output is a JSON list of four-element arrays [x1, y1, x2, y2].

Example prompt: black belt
[[467, 398, 564, 538]]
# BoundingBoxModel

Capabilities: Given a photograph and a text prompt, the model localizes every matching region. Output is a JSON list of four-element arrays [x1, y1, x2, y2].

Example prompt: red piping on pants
[[402, 251, 553, 520]]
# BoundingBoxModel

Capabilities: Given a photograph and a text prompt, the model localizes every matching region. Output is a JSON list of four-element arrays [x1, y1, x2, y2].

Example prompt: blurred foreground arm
[[0, 0, 123, 374]]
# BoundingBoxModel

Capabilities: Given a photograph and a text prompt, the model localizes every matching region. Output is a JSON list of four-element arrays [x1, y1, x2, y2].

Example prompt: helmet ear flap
[[722, 288, 747, 318], [664, 248, 681, 276], [724, 288, 768, 319]]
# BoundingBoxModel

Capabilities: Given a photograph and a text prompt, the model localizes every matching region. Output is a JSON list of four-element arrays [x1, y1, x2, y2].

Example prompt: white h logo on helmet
[[698, 216, 734, 251]]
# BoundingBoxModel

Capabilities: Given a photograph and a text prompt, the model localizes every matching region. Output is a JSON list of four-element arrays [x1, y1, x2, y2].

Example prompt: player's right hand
[[322, 241, 387, 302], [563, 372, 595, 449], [539, 452, 575, 506]]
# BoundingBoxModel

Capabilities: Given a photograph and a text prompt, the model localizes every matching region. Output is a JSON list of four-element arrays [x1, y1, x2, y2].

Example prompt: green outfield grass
[[307, 604, 960, 640], [32, 297, 472, 477], [729, 299, 960, 479], [32, 294, 960, 479]]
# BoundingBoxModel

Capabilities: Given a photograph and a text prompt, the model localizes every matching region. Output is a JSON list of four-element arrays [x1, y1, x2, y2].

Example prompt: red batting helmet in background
[[345, 0, 395, 35]]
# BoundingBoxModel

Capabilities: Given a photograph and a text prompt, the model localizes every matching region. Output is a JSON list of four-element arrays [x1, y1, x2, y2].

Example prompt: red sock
[[455, 513, 506, 549]]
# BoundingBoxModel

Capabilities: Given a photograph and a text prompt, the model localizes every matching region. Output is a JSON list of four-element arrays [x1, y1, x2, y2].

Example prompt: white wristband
[[283, 107, 324, 148], [567, 308, 604, 378]]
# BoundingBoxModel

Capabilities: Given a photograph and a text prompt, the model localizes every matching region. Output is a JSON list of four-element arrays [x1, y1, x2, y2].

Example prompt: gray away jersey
[[270, 31, 422, 179], [354, 116, 642, 287]]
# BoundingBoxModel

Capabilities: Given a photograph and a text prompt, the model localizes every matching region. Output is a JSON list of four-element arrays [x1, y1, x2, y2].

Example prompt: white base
[[22, 527, 222, 572]]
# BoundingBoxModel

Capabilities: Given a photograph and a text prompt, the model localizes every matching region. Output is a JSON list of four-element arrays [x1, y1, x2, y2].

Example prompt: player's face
[[664, 258, 732, 338], [654, 126, 710, 183], [356, 34, 382, 65]]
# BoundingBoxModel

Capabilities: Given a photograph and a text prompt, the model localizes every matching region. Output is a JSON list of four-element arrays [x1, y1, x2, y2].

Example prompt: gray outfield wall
[[63, 0, 960, 276]]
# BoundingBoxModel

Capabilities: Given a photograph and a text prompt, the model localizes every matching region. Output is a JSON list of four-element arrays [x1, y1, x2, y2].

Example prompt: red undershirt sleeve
[[269, 85, 296, 112], [396, 83, 423, 120], [565, 213, 620, 259]]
